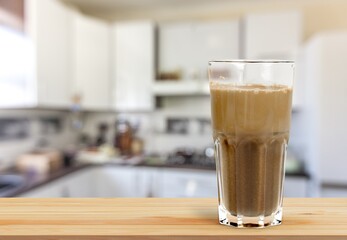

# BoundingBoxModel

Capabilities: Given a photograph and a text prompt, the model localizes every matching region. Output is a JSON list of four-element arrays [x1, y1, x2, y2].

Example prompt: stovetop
[[166, 148, 215, 168]]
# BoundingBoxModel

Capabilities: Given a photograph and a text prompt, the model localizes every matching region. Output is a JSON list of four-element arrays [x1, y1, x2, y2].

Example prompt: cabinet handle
[[185, 180, 197, 197], [61, 186, 70, 198], [146, 173, 154, 198]]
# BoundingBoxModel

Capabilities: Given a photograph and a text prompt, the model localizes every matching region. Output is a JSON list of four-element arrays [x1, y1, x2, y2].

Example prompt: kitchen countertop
[[1, 164, 90, 197], [0, 198, 345, 239], [2, 160, 310, 197], [137, 162, 310, 178]]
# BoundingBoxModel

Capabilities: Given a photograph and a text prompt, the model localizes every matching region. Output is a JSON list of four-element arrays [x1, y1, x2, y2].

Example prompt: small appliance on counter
[[16, 150, 63, 175], [75, 145, 117, 164]]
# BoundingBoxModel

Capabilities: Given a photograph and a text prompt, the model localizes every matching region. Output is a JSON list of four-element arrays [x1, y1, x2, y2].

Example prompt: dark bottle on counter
[[114, 120, 133, 156], [95, 123, 109, 147]]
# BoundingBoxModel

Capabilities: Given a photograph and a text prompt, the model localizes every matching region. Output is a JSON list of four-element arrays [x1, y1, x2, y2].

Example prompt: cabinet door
[[192, 21, 239, 74], [19, 179, 67, 198], [64, 167, 96, 197], [26, 0, 72, 108], [158, 23, 193, 77], [243, 11, 302, 59], [136, 167, 159, 197], [156, 169, 217, 198], [159, 21, 239, 80], [73, 13, 111, 110], [19, 167, 97, 198], [93, 166, 140, 197], [284, 177, 308, 197], [113, 21, 155, 111]]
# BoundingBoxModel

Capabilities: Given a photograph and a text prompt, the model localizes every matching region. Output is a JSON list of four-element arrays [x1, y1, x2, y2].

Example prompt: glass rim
[[209, 59, 294, 64]]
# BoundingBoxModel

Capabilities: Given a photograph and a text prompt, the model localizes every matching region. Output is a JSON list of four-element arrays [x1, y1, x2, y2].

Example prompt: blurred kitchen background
[[0, 0, 345, 198]]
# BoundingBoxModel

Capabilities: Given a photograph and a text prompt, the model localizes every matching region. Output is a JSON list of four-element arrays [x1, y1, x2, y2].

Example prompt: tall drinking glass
[[208, 60, 294, 228]]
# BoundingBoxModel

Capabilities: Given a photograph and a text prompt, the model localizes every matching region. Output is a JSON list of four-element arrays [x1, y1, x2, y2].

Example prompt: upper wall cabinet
[[72, 12, 111, 111], [112, 21, 155, 111], [242, 11, 303, 108], [0, 0, 72, 108], [158, 21, 239, 81], [25, 0, 72, 108], [0, 0, 111, 110], [242, 11, 302, 59]]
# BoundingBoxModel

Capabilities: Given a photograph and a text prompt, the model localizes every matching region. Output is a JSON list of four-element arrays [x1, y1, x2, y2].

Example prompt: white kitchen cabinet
[[19, 177, 69, 198], [19, 166, 140, 198], [321, 187, 347, 197], [93, 166, 140, 197], [19, 169, 93, 198], [112, 21, 155, 111], [155, 169, 218, 198], [24, 0, 72, 108], [1, 0, 112, 110], [19, 183, 62, 198], [284, 177, 308, 197], [158, 21, 239, 80], [64, 168, 96, 197], [242, 11, 302, 60], [242, 11, 303, 109], [18, 167, 97, 198], [72, 12, 111, 110], [18, 165, 309, 198], [158, 23, 193, 78], [153, 168, 308, 198], [136, 167, 161, 197]]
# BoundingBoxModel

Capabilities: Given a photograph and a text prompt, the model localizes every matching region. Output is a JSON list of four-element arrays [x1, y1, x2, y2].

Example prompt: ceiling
[[63, 0, 237, 13], [62, 0, 318, 22]]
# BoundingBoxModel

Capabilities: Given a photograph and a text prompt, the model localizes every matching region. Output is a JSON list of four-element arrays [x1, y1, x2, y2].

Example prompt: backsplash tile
[[166, 118, 189, 134], [0, 110, 78, 168], [0, 118, 29, 141]]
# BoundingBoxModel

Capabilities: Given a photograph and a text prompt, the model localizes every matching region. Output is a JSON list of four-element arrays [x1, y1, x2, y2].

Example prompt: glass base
[[218, 205, 282, 228]]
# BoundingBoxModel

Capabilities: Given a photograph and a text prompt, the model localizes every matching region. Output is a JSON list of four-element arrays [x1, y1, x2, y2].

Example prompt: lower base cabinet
[[154, 169, 217, 198], [19, 166, 308, 198], [19, 166, 140, 198]]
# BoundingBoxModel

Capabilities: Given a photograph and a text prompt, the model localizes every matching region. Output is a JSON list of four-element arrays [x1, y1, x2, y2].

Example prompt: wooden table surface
[[0, 198, 346, 239]]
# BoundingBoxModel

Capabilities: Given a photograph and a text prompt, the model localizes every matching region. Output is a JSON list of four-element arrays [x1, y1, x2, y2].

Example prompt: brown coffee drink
[[210, 82, 292, 217]]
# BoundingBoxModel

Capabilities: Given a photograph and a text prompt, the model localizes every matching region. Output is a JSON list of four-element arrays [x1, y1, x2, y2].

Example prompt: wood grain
[[0, 198, 345, 239]]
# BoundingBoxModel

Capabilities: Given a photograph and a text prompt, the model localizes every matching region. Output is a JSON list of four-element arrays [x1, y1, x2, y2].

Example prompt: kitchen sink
[[0, 175, 26, 197]]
